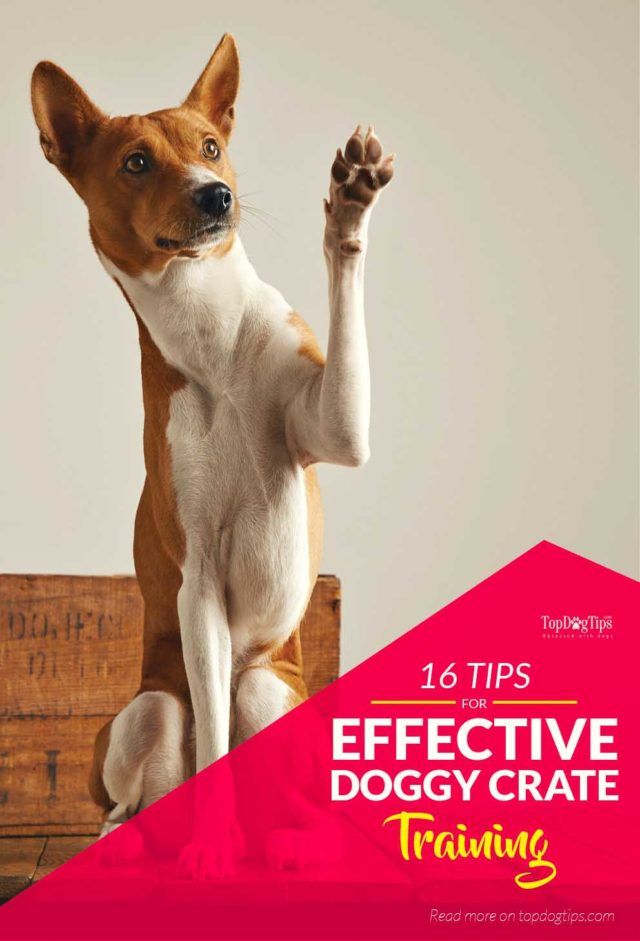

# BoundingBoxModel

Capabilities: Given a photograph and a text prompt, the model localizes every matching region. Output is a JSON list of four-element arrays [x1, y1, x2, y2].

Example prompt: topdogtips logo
[[540, 615, 613, 640]]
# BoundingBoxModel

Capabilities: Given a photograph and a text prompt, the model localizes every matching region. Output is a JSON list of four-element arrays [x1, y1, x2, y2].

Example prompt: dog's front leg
[[177, 573, 237, 878], [287, 127, 393, 467], [178, 574, 231, 770]]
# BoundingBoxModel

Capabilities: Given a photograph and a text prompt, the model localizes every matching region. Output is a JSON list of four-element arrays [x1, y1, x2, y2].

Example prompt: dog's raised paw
[[329, 126, 394, 209]]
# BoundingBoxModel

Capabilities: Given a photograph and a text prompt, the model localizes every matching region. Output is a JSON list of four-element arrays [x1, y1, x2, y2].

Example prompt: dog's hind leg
[[234, 665, 301, 744], [234, 664, 342, 871], [96, 690, 189, 836]]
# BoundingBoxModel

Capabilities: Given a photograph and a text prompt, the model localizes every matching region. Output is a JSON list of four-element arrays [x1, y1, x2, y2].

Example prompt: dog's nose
[[194, 182, 233, 217]]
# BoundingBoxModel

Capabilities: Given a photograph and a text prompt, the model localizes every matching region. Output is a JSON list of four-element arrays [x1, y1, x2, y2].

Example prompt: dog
[[31, 34, 393, 875]]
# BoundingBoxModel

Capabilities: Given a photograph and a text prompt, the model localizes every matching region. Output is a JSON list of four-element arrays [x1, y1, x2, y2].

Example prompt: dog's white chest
[[168, 379, 310, 649], [109, 243, 314, 653]]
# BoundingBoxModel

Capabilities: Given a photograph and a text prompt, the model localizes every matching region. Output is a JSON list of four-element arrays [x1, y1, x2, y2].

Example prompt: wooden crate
[[0, 574, 340, 837]]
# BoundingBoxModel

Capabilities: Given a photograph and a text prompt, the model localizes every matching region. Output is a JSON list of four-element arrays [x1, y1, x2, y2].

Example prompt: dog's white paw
[[266, 821, 345, 871], [266, 828, 307, 871], [325, 126, 394, 254], [178, 835, 236, 880], [95, 822, 146, 867]]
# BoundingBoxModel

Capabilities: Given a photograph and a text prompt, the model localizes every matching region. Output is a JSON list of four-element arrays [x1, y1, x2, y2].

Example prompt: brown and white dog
[[31, 34, 393, 872]]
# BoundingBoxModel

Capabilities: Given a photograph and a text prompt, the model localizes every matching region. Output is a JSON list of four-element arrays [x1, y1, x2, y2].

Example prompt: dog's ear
[[31, 62, 105, 173], [183, 34, 240, 140]]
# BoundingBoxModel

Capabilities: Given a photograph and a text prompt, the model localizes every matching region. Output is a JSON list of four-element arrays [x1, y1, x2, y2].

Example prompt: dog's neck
[[100, 235, 272, 390]]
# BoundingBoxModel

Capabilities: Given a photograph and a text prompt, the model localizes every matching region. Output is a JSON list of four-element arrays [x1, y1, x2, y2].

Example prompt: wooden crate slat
[[0, 823, 99, 838], [0, 574, 143, 717], [300, 577, 340, 695], [0, 716, 106, 834]]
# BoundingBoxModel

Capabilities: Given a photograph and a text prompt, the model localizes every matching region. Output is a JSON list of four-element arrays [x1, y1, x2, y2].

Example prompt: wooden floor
[[0, 827, 413, 908], [0, 835, 94, 903]]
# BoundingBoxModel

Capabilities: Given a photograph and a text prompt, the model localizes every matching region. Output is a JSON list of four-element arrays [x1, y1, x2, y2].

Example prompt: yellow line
[[370, 700, 456, 705], [492, 700, 578, 705], [370, 699, 578, 706]]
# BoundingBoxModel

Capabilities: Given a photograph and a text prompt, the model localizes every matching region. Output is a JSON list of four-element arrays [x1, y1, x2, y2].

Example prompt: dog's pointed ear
[[31, 61, 105, 172], [183, 34, 240, 140]]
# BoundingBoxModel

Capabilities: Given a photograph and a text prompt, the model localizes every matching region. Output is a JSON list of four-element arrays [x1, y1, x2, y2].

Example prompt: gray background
[[1, 1, 637, 669]]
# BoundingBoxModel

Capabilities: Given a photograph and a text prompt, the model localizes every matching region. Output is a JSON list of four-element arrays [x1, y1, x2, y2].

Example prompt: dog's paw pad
[[340, 238, 364, 256], [329, 126, 394, 209]]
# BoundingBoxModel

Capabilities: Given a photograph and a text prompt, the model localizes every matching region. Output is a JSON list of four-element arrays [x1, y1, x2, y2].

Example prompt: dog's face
[[31, 35, 240, 275]]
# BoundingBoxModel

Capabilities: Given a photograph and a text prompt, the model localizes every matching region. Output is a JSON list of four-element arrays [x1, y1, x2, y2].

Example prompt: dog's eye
[[202, 138, 220, 160], [123, 152, 149, 174]]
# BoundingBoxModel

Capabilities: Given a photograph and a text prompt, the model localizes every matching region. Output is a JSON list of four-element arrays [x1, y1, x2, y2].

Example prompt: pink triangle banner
[[1, 542, 638, 940]]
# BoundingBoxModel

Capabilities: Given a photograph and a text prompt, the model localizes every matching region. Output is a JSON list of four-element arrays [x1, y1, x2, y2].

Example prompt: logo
[[540, 614, 613, 640]]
